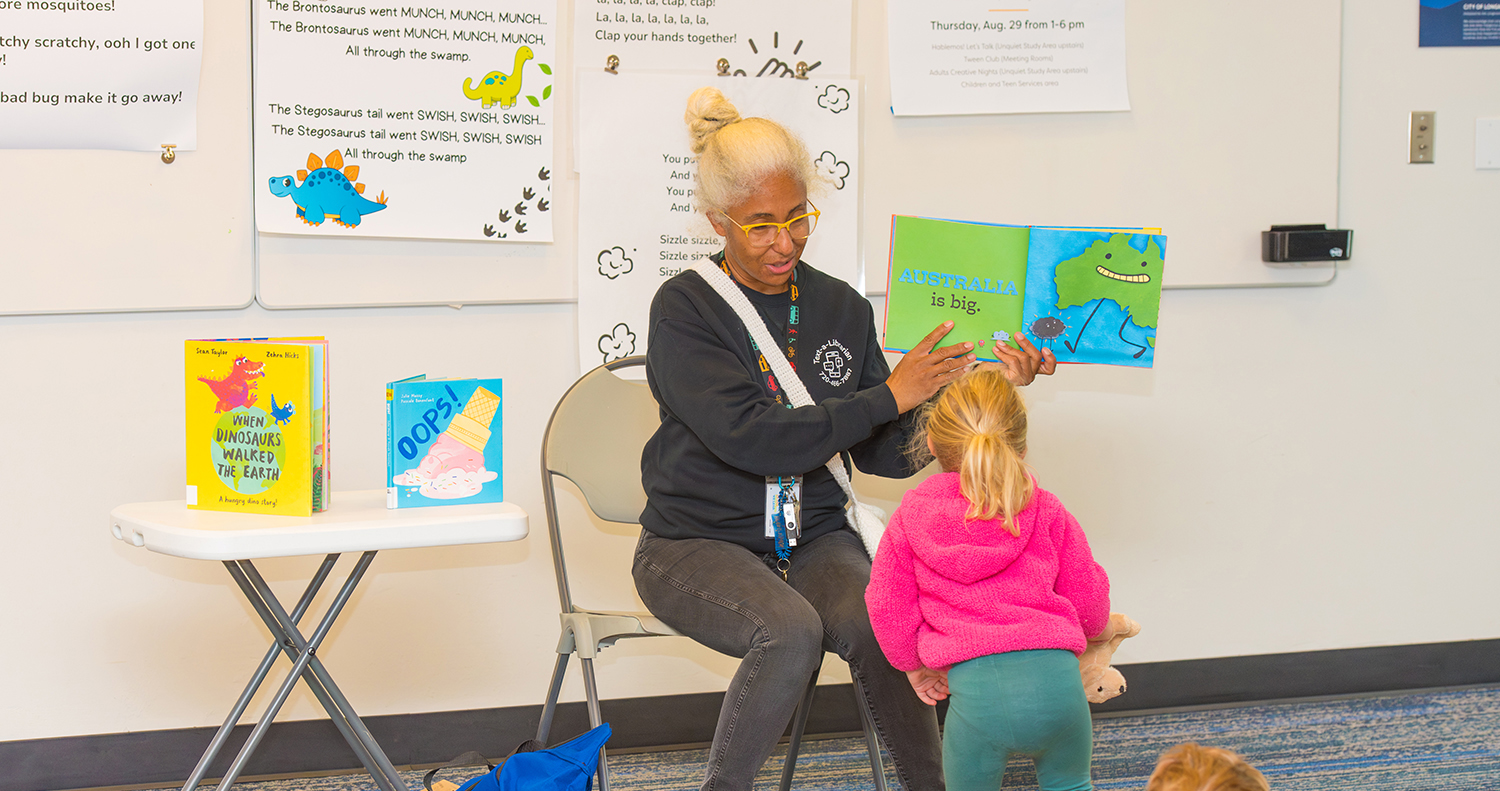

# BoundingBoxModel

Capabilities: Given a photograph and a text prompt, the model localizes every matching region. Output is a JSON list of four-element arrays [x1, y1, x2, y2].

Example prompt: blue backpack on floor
[[424, 723, 612, 791]]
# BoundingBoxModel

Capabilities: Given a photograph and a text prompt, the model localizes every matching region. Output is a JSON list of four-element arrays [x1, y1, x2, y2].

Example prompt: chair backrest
[[540, 356, 659, 613]]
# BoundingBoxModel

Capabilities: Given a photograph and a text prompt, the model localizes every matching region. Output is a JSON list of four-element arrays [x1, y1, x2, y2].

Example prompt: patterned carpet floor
[[230, 685, 1500, 791]]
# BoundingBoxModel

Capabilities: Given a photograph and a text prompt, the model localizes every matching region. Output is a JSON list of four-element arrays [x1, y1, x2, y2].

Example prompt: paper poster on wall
[[0, 0, 203, 150], [253, 0, 555, 241], [887, 0, 1129, 116], [1420, 0, 1500, 46], [575, 72, 859, 368], [573, 0, 852, 76]]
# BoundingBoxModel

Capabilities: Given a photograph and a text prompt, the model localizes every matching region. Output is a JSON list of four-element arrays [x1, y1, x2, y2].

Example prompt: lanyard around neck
[[718, 256, 800, 406]]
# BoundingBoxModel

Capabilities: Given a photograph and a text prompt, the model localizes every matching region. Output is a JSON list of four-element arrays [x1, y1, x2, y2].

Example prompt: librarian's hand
[[905, 667, 950, 706], [887, 321, 975, 413], [984, 332, 1056, 386]]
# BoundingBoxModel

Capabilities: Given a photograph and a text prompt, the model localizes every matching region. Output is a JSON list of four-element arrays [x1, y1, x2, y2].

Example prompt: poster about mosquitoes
[[884, 216, 1165, 368], [0, 0, 204, 150], [252, 0, 554, 241]]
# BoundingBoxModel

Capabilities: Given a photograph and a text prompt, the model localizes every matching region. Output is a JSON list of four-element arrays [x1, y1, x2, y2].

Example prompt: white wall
[[2, 0, 1498, 744]]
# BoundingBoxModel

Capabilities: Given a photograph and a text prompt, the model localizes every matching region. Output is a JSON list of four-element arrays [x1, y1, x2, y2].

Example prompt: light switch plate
[[1410, 111, 1435, 164], [1478, 118, 1500, 169]]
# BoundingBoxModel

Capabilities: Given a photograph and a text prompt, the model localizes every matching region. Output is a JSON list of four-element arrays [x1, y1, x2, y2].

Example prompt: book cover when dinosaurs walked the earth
[[386, 377, 503, 509], [884, 216, 1167, 368], [185, 339, 327, 516]]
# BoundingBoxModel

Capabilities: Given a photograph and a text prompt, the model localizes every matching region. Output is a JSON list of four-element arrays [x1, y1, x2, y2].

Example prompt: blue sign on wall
[[1421, 0, 1500, 47]]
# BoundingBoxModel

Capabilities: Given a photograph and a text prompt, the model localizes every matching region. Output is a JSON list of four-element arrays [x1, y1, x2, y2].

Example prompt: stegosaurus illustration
[[198, 356, 266, 413], [268, 150, 388, 227]]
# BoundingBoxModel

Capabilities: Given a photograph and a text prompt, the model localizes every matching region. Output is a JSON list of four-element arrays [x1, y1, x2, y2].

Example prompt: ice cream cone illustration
[[443, 386, 498, 452], [392, 386, 500, 499]]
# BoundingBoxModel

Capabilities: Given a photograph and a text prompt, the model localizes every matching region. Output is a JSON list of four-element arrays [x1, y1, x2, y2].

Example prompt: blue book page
[[1022, 229, 1166, 368]]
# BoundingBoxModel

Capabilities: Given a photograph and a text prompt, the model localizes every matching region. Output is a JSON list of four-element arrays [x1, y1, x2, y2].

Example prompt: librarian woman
[[630, 86, 1055, 791]]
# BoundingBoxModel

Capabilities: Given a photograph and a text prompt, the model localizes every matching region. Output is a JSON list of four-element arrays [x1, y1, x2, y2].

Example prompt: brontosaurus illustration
[[462, 46, 534, 109]]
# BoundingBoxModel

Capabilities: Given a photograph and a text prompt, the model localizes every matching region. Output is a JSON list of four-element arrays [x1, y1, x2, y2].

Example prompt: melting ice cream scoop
[[393, 386, 500, 499]]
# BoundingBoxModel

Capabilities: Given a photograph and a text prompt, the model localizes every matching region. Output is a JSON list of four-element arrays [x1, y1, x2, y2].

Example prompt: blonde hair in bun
[[683, 86, 825, 215]]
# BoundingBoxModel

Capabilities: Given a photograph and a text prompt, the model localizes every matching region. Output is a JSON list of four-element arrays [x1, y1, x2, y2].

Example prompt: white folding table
[[111, 490, 528, 791]]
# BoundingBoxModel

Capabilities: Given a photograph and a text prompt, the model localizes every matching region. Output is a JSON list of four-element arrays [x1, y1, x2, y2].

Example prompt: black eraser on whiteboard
[[1262, 224, 1352, 265]]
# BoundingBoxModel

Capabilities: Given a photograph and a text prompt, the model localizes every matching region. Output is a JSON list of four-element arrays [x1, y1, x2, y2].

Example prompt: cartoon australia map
[[884, 216, 1167, 368]]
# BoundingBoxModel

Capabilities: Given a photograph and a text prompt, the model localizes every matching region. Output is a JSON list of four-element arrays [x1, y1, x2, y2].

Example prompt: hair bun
[[684, 86, 742, 154]]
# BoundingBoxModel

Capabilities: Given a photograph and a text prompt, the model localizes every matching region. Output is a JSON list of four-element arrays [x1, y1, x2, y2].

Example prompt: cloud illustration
[[598, 246, 634, 279], [814, 151, 850, 190], [598, 323, 637, 363], [817, 85, 851, 114]]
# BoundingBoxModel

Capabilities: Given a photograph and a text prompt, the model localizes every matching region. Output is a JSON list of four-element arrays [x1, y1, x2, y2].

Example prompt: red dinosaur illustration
[[198, 356, 266, 413]]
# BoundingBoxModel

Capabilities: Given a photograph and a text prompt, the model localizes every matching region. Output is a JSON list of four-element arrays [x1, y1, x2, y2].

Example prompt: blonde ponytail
[[920, 369, 1034, 535]]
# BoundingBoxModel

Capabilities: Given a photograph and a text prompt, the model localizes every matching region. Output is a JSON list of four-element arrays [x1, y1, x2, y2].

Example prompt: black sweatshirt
[[641, 257, 924, 553]]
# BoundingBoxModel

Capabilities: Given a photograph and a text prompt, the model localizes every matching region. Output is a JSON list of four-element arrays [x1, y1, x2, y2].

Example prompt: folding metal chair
[[535, 356, 887, 791]]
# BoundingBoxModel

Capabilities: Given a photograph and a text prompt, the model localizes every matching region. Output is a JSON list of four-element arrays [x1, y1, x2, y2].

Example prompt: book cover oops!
[[386, 377, 503, 508]]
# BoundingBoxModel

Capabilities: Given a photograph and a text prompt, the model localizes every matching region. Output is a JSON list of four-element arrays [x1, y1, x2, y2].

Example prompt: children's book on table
[[184, 337, 329, 516], [884, 216, 1167, 368], [386, 377, 503, 509]]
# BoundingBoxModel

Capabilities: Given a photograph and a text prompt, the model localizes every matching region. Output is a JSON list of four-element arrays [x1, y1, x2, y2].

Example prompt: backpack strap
[[422, 741, 543, 791], [689, 261, 869, 519]]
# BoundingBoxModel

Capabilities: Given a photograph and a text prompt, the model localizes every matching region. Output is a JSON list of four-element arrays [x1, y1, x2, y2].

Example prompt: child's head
[[918, 368, 1033, 534], [1145, 743, 1269, 791]]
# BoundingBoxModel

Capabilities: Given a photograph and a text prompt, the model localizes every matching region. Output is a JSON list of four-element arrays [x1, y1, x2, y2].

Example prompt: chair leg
[[580, 658, 610, 791], [851, 679, 888, 791], [536, 652, 570, 744], [779, 666, 822, 791]]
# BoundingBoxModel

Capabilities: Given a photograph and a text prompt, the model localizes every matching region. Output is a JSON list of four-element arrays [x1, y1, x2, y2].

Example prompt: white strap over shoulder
[[691, 261, 886, 557]]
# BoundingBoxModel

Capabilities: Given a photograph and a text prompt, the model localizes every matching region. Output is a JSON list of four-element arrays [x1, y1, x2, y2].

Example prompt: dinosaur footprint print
[[481, 166, 552, 239]]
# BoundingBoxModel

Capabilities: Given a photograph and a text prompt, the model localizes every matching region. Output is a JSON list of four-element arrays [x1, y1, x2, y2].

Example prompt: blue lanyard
[[772, 475, 796, 579], [718, 255, 803, 579]]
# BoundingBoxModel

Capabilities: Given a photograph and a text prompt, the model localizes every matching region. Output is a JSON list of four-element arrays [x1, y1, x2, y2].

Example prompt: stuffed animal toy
[[1079, 612, 1141, 703]]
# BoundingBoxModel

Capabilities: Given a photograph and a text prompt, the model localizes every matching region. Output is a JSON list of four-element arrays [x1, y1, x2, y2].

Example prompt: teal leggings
[[943, 649, 1094, 791]]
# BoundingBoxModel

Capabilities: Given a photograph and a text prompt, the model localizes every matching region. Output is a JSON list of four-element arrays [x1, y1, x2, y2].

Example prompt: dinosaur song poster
[[251, 0, 555, 241], [884, 216, 1166, 368]]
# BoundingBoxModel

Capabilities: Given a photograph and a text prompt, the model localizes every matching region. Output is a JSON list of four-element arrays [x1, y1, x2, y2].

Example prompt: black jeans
[[633, 527, 944, 791]]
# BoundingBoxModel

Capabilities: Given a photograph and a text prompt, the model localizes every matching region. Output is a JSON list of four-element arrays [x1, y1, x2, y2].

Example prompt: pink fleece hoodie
[[865, 472, 1110, 672]]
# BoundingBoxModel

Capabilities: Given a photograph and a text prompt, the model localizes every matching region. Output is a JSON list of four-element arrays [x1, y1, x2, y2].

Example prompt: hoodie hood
[[899, 472, 1054, 585]]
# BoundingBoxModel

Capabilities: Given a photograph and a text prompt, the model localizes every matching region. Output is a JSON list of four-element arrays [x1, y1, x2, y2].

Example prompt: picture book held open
[[884, 216, 1166, 368]]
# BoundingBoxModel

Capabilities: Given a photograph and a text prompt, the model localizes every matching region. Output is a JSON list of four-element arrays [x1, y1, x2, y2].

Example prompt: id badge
[[764, 476, 802, 545]]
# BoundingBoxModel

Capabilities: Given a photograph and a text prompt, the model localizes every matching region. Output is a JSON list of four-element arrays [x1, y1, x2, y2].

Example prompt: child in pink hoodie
[[866, 368, 1110, 791]]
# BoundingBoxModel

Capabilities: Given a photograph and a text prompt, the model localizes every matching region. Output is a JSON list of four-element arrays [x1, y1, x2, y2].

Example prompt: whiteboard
[[0, 0, 253, 316], [857, 0, 1342, 290]]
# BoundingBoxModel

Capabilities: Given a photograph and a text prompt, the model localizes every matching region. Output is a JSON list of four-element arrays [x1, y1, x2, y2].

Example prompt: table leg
[[239, 555, 407, 791], [179, 555, 340, 791], [216, 554, 406, 791]]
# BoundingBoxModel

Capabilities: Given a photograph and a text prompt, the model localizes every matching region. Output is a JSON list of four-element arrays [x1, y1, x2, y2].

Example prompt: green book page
[[883, 216, 1031, 362]]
